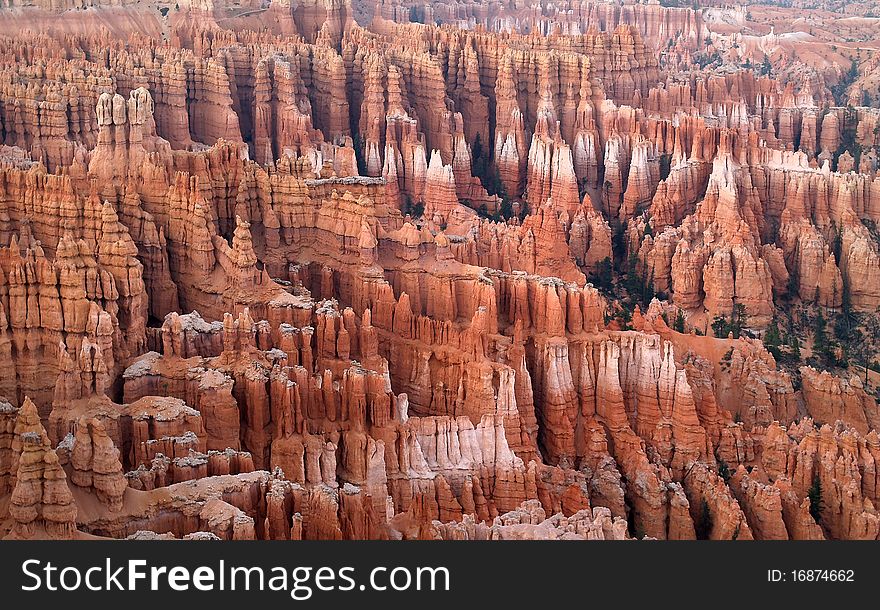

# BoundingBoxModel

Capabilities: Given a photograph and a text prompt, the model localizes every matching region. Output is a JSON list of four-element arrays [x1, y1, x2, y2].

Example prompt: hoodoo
[[0, 0, 878, 542]]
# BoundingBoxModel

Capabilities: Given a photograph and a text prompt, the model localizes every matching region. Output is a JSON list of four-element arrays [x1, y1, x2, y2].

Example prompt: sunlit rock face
[[0, 0, 878, 541]]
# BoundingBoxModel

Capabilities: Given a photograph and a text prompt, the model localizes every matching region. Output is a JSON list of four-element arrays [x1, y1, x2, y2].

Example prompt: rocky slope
[[0, 0, 878, 541]]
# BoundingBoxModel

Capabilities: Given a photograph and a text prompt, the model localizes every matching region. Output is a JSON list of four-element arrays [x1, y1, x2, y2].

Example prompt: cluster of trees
[[621, 253, 656, 308], [587, 257, 613, 292], [401, 195, 424, 219], [720, 347, 734, 373], [672, 309, 686, 333], [471, 135, 521, 222], [808, 478, 824, 524], [592, 254, 657, 330], [822, 292, 878, 382], [763, 316, 801, 364], [832, 106, 863, 172], [591, 221, 673, 330], [711, 303, 749, 339], [758, 282, 879, 403], [695, 50, 723, 68], [475, 200, 519, 223], [811, 302, 842, 368], [783, 275, 879, 400], [830, 60, 860, 107]]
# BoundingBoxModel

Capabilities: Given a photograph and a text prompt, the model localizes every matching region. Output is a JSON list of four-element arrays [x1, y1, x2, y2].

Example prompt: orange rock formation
[[0, 0, 878, 542]]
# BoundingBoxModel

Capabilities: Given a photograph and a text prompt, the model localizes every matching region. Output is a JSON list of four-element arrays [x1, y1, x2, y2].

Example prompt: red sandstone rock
[[800, 366, 880, 435], [0, 2, 877, 542], [5, 399, 78, 539]]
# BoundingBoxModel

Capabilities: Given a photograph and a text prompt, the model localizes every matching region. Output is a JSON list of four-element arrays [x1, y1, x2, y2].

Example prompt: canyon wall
[[0, 0, 878, 541]]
